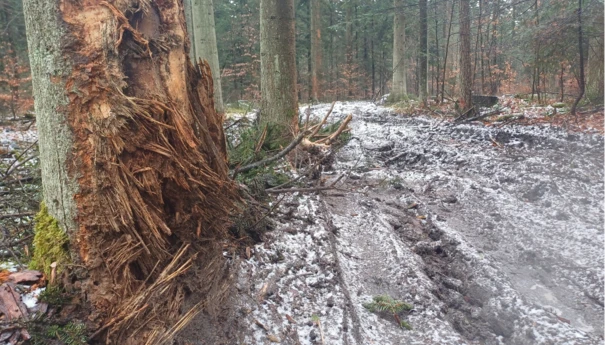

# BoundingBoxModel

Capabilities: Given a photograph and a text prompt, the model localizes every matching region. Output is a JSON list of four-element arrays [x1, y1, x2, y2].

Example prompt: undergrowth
[[30, 321, 88, 345], [363, 295, 413, 330]]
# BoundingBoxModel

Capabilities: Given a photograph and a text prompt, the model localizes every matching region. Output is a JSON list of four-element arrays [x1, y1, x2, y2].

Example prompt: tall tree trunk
[[459, 0, 473, 112], [433, 0, 440, 102], [185, 0, 224, 113], [419, 0, 428, 105], [571, 0, 585, 115], [559, 63, 565, 102], [586, 31, 604, 103], [441, 0, 455, 103], [391, 0, 407, 101], [473, 0, 482, 92], [23, 0, 235, 343], [310, 0, 322, 102], [345, 1, 353, 97], [260, 0, 298, 141]]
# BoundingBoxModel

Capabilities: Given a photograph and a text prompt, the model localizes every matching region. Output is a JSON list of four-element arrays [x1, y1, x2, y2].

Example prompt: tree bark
[[260, 0, 298, 141], [185, 0, 225, 114], [310, 0, 322, 102], [571, 0, 585, 115], [459, 0, 474, 112], [23, 0, 235, 343], [391, 0, 407, 101], [441, 0, 454, 103], [419, 0, 428, 105]]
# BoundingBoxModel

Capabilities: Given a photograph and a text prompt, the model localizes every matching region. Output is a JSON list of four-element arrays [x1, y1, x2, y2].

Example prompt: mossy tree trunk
[[391, 0, 407, 101], [260, 0, 298, 142], [23, 0, 235, 343], [184, 0, 225, 114]]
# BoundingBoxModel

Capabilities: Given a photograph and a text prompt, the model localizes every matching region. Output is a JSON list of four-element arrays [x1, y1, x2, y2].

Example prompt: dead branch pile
[[232, 101, 352, 178]]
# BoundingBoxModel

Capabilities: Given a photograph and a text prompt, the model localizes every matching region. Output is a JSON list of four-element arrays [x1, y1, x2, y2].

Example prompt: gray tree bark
[[260, 0, 298, 141], [419, 0, 428, 105], [391, 0, 407, 101], [23, 0, 234, 343], [310, 0, 322, 102], [459, 0, 474, 112], [185, 0, 225, 113]]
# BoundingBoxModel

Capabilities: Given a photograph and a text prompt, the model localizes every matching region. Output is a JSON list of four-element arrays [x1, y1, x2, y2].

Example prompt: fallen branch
[[315, 114, 352, 145], [266, 152, 330, 190], [266, 175, 344, 194], [232, 129, 312, 177], [456, 109, 501, 124], [308, 101, 336, 138], [452, 106, 475, 123]]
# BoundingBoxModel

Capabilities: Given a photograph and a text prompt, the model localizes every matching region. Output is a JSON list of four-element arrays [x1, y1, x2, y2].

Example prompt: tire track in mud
[[235, 101, 603, 345], [319, 199, 363, 345], [328, 101, 603, 344]]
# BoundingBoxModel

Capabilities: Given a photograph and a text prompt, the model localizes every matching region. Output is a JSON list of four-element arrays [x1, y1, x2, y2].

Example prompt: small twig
[[385, 152, 406, 165], [304, 105, 311, 131], [248, 195, 285, 230], [0, 235, 33, 249], [1, 140, 38, 179], [254, 125, 268, 153], [0, 212, 35, 220], [317, 319, 325, 345], [225, 116, 245, 131], [3, 155, 38, 179]]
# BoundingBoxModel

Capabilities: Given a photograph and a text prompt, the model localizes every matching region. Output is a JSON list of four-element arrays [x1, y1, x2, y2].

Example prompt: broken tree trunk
[[184, 0, 225, 114], [23, 0, 236, 343]]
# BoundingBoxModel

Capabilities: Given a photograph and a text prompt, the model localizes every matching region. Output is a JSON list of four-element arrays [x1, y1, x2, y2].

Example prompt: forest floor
[[232, 101, 604, 345], [0, 100, 603, 344]]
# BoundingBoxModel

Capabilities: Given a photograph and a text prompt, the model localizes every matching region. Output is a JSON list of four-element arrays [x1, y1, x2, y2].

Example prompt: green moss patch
[[29, 202, 70, 277]]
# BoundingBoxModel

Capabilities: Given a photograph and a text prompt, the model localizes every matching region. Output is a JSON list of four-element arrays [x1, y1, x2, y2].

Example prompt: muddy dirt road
[[233, 102, 603, 345]]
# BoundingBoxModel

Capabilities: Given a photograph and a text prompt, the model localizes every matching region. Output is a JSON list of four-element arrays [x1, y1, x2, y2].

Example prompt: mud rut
[[231, 102, 603, 345]]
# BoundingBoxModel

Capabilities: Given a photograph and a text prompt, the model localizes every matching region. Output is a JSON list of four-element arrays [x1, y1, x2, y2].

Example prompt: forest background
[[0, 0, 603, 118]]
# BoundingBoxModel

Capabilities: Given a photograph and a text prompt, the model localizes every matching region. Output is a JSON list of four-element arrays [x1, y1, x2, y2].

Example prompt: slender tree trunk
[[559, 63, 565, 102], [488, 0, 500, 94], [434, 0, 441, 102], [419, 0, 428, 105], [571, 0, 585, 115], [23, 0, 235, 343], [260, 0, 298, 141], [459, 0, 473, 112], [586, 30, 604, 103], [345, 1, 353, 97], [310, 0, 322, 102], [186, 0, 224, 113], [473, 0, 482, 90], [441, 0, 455, 103], [391, 0, 407, 101]]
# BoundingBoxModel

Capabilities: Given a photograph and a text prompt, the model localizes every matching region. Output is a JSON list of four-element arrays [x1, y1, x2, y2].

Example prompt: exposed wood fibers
[[58, 0, 236, 343]]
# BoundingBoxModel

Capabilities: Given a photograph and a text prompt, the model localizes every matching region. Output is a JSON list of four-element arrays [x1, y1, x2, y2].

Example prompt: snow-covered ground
[[235, 102, 604, 344]]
